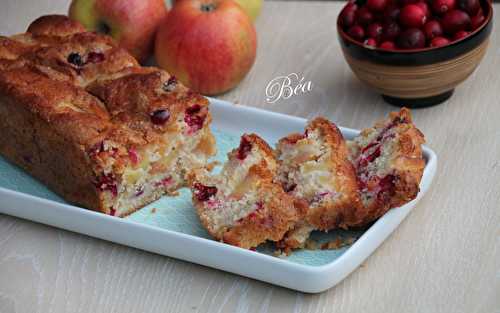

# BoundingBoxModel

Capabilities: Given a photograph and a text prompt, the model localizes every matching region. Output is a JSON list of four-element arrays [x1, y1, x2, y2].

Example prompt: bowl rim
[[337, 0, 493, 54]]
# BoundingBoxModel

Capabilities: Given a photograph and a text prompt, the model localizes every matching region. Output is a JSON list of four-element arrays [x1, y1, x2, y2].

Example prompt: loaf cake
[[189, 134, 300, 249], [347, 108, 426, 226], [0, 15, 216, 217], [275, 118, 362, 249]]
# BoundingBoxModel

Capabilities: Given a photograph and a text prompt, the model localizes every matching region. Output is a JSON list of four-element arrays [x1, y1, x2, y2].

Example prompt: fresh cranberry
[[441, 10, 471, 34], [384, 6, 401, 22], [397, 28, 426, 49], [366, 0, 388, 12], [128, 148, 139, 165], [430, 36, 451, 47], [431, 0, 456, 15], [237, 136, 253, 160], [476, 6, 484, 17], [87, 52, 105, 63], [400, 4, 427, 28], [364, 38, 377, 47], [367, 23, 383, 40], [356, 7, 374, 26], [457, 0, 480, 15], [379, 41, 396, 49], [347, 25, 365, 41], [163, 76, 177, 92], [382, 21, 401, 41], [416, 2, 431, 18], [424, 20, 444, 40], [453, 30, 470, 40], [184, 105, 206, 131], [193, 183, 217, 201], [339, 3, 358, 28], [470, 14, 485, 30], [67, 52, 84, 67], [399, 0, 420, 5], [150, 109, 170, 125]]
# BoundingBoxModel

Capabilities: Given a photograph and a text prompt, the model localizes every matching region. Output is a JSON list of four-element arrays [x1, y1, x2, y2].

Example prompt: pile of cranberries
[[339, 0, 486, 50]]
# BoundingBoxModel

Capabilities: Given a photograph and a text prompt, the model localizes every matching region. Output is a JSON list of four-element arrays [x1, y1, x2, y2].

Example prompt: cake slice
[[189, 134, 300, 249], [86, 67, 217, 203], [348, 108, 425, 226], [275, 117, 361, 249]]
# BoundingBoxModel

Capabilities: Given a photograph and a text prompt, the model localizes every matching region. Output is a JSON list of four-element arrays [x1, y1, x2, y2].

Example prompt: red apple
[[68, 0, 168, 63], [155, 0, 257, 95]]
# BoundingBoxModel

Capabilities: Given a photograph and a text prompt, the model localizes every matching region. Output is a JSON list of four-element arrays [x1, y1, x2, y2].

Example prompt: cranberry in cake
[[189, 134, 300, 249]]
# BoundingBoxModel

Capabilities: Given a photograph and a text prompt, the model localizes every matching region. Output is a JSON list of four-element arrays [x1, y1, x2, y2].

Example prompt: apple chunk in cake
[[189, 134, 300, 249], [348, 108, 425, 226], [275, 117, 361, 249]]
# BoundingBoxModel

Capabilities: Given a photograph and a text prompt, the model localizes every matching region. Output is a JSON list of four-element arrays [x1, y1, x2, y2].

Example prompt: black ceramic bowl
[[337, 0, 493, 107]]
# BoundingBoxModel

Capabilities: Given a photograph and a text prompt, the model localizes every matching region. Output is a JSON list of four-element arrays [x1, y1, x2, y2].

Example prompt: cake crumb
[[304, 239, 319, 250], [320, 236, 357, 250], [273, 249, 287, 258], [151, 207, 157, 214]]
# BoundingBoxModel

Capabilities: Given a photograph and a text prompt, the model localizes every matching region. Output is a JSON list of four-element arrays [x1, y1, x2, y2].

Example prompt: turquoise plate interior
[[0, 128, 364, 266]]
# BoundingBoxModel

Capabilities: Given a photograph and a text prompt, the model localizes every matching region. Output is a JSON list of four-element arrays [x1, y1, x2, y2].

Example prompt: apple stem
[[200, 3, 216, 12], [97, 22, 111, 35]]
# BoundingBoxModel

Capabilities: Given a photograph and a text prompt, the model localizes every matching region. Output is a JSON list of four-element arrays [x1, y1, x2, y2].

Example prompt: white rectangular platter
[[0, 98, 437, 293]]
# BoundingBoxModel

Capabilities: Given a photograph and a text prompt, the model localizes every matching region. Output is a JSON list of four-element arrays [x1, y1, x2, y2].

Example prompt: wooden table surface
[[1, 1, 499, 312]]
